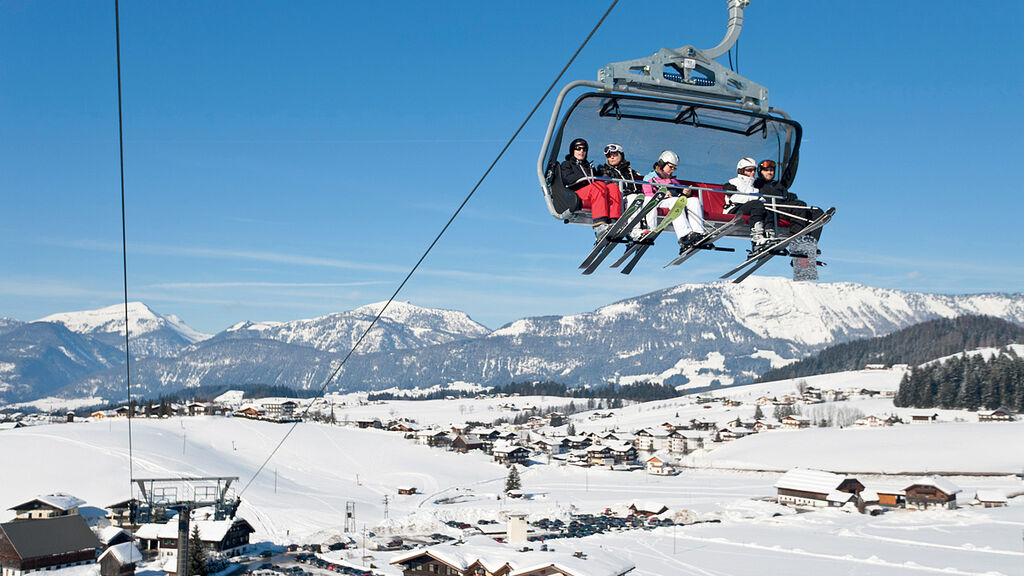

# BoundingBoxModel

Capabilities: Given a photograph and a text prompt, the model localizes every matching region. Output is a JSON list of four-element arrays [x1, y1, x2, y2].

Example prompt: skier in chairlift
[[642, 150, 705, 253], [559, 138, 623, 241], [596, 143, 644, 239], [723, 157, 774, 248], [754, 159, 824, 241]]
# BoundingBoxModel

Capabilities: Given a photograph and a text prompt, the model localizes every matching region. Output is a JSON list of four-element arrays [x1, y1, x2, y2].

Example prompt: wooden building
[[775, 469, 864, 508], [978, 408, 1015, 422], [452, 434, 484, 453], [492, 444, 530, 466], [0, 515, 101, 576], [135, 518, 254, 558], [904, 477, 961, 509], [98, 542, 142, 576], [8, 493, 85, 520]]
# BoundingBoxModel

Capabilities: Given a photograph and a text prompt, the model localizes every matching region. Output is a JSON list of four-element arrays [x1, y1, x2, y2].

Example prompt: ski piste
[[582, 190, 667, 275], [722, 206, 835, 283], [610, 195, 688, 271], [664, 215, 743, 268], [578, 195, 645, 271]]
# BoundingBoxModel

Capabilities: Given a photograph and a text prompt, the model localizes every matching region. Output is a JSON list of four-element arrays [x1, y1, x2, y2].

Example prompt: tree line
[[894, 347, 1024, 410]]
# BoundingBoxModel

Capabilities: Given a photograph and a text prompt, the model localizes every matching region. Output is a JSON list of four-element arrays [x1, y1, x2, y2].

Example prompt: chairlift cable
[[237, 0, 622, 497], [113, 0, 136, 524]]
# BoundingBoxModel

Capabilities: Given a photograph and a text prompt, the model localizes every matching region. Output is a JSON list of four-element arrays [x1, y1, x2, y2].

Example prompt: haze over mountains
[[2, 277, 1023, 405]]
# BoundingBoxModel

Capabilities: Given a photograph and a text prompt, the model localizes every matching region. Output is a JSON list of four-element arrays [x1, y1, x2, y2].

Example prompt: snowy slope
[[2, 413, 1022, 576]]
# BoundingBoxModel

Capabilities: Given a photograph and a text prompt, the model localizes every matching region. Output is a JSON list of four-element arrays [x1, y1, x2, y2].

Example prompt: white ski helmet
[[657, 150, 679, 165], [736, 157, 757, 172]]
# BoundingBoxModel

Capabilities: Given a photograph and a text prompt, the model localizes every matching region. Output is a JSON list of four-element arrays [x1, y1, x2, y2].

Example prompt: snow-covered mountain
[[0, 322, 123, 402], [215, 301, 490, 353], [36, 278, 1024, 404], [38, 302, 209, 358]]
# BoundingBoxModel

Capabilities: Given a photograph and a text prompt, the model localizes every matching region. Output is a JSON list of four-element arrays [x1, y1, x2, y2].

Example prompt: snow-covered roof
[[904, 476, 961, 495], [10, 493, 85, 511], [975, 490, 1007, 503], [98, 542, 143, 565], [96, 526, 129, 545], [827, 490, 854, 503], [391, 536, 633, 576], [775, 469, 854, 494]]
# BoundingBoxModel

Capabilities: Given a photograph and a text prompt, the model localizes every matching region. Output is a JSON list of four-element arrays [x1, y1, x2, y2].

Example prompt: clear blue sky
[[1, 1, 1021, 334]]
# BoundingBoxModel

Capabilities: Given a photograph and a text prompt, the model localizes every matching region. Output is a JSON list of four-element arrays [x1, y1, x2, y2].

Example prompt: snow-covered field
[[4, 396, 1024, 575]]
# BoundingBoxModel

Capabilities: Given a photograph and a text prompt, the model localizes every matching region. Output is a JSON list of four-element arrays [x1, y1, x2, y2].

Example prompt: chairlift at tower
[[538, 0, 834, 281]]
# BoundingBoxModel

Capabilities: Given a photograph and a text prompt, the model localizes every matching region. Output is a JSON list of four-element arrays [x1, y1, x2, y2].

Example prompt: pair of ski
[[579, 190, 667, 275], [663, 215, 743, 268], [609, 195, 691, 274], [720, 206, 835, 284]]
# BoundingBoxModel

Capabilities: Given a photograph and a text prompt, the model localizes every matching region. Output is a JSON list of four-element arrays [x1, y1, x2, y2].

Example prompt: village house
[[755, 396, 776, 405], [975, 490, 1008, 508], [105, 500, 135, 528], [0, 515, 101, 576], [716, 427, 751, 442], [491, 444, 530, 466], [531, 437, 566, 455], [354, 418, 381, 429], [605, 441, 638, 466], [633, 428, 670, 452], [259, 399, 299, 420], [854, 415, 893, 427], [904, 477, 961, 510], [389, 536, 634, 576], [135, 518, 255, 558], [978, 408, 1015, 422], [585, 445, 615, 467], [98, 542, 142, 576], [96, 526, 134, 548], [751, 420, 775, 433], [644, 455, 677, 476], [416, 429, 450, 447], [775, 468, 865, 508], [666, 430, 692, 454], [781, 415, 811, 429], [397, 487, 418, 496], [8, 493, 85, 520], [910, 413, 939, 424], [452, 434, 485, 453], [863, 485, 907, 508], [234, 406, 263, 419], [565, 435, 593, 450]]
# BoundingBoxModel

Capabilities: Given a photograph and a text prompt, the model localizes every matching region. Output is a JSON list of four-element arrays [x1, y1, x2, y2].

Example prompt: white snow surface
[[38, 302, 209, 343], [4, 370, 1024, 576]]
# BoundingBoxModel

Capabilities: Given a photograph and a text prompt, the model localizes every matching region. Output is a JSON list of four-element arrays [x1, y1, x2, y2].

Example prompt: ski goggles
[[603, 143, 624, 156], [759, 160, 777, 170]]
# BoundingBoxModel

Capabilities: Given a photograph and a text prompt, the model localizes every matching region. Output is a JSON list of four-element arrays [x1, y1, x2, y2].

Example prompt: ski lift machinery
[[538, 0, 829, 279]]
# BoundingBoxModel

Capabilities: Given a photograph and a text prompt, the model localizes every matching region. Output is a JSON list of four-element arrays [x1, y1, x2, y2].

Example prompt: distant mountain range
[[2, 277, 1023, 406]]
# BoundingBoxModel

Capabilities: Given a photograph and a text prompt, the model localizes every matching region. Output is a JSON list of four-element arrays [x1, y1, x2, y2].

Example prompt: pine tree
[[753, 404, 764, 420], [505, 466, 522, 494], [187, 524, 208, 576]]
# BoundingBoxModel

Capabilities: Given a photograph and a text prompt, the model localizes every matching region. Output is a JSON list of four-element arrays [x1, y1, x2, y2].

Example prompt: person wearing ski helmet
[[754, 159, 824, 241], [597, 143, 645, 240], [723, 156, 773, 247], [559, 138, 623, 240], [642, 150, 705, 251]]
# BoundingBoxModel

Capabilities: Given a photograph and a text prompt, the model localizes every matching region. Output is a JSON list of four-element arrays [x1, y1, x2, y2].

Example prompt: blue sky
[[1, 1, 1021, 334]]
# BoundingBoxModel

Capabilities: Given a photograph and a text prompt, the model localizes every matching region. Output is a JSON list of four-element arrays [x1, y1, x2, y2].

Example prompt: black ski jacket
[[597, 161, 643, 196], [754, 178, 798, 202], [560, 156, 597, 191]]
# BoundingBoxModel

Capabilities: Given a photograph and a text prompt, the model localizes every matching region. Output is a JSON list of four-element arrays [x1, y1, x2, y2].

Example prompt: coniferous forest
[[894, 347, 1024, 410], [758, 315, 1024, 383]]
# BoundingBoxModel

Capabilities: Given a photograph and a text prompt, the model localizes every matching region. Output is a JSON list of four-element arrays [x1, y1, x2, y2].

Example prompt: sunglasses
[[741, 167, 756, 173], [573, 146, 587, 151]]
